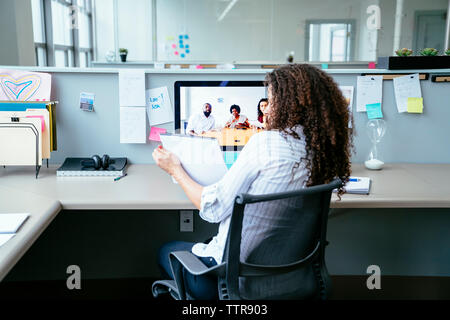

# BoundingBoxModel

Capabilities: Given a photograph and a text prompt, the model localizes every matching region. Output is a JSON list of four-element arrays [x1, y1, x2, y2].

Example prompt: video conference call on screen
[[175, 81, 267, 135]]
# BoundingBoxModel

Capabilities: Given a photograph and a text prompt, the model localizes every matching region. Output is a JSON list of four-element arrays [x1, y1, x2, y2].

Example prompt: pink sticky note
[[368, 62, 376, 69], [26, 115, 45, 132], [174, 51, 179, 55], [171, 44, 176, 49], [149, 127, 167, 142], [195, 65, 204, 69]]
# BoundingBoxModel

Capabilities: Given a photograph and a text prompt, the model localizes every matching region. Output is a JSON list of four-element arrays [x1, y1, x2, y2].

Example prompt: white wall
[[156, 0, 384, 62], [93, 0, 449, 62], [0, 0, 36, 66]]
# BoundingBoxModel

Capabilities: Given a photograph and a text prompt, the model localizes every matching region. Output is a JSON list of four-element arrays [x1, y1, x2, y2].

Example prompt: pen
[[349, 178, 360, 182], [114, 173, 127, 181]]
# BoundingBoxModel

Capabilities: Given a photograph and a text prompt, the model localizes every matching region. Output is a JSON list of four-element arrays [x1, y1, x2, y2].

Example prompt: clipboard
[[0, 117, 42, 178]]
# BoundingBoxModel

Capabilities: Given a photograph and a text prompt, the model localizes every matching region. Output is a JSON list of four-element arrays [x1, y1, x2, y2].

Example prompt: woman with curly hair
[[152, 63, 353, 299]]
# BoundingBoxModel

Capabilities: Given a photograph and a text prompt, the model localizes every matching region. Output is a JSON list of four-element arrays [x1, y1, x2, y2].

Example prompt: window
[[306, 21, 354, 62], [31, 0, 94, 67]]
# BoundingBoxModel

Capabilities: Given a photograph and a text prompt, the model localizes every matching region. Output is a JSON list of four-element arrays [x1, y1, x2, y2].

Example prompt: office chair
[[152, 178, 342, 300]]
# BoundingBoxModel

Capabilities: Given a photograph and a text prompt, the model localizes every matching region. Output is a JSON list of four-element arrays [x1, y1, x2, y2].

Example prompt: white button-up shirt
[[186, 113, 215, 134], [192, 126, 309, 264]]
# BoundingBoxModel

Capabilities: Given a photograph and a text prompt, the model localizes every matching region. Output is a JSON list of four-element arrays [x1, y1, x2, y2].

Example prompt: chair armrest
[[170, 251, 226, 276]]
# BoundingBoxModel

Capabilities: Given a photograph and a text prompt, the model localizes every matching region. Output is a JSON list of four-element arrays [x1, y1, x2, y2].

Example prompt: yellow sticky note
[[407, 97, 423, 113]]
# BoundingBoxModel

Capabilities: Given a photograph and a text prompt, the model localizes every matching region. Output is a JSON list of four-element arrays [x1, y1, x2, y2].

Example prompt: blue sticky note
[[321, 63, 329, 69], [180, 53, 185, 58], [186, 49, 190, 54], [185, 45, 189, 49], [184, 35, 189, 39], [366, 103, 383, 119], [179, 35, 183, 39]]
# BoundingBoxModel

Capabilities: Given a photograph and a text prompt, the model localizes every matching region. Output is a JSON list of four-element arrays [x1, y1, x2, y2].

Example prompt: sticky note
[[149, 127, 167, 142], [321, 64, 328, 69], [407, 97, 423, 113], [368, 62, 376, 69], [366, 103, 383, 119]]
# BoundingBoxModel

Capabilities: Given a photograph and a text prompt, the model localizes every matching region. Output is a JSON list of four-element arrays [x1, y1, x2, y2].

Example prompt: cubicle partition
[[4, 66, 448, 165], [1, 66, 450, 297]]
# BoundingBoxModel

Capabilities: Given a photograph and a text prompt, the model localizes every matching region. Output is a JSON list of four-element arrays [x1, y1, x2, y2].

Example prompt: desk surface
[[0, 186, 61, 281], [1, 163, 450, 281], [1, 163, 450, 210]]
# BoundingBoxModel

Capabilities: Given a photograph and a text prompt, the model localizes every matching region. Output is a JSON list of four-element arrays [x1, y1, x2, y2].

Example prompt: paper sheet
[[356, 76, 383, 112], [0, 213, 29, 233], [1, 110, 51, 159], [393, 74, 422, 113], [159, 134, 228, 186], [146, 87, 174, 126], [120, 107, 146, 143], [119, 69, 146, 106], [0, 69, 51, 101], [0, 117, 42, 165], [0, 234, 15, 247], [339, 86, 354, 127]]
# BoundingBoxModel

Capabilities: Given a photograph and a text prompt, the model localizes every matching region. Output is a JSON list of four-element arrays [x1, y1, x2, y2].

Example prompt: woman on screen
[[152, 63, 352, 299], [224, 104, 250, 129], [255, 98, 269, 128]]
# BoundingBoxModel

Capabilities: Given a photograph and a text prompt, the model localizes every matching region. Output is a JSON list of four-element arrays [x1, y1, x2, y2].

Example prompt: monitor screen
[[174, 81, 267, 168], [174, 81, 266, 133]]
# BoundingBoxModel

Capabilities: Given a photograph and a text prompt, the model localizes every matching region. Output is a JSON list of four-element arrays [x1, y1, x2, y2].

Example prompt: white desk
[[0, 186, 61, 281], [1, 163, 450, 281]]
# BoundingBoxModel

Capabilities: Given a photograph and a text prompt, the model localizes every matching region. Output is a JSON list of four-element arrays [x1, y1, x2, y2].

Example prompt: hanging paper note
[[149, 126, 167, 142], [118, 69, 146, 106], [0, 69, 51, 101], [393, 74, 422, 113], [366, 103, 383, 119], [407, 97, 423, 113], [120, 107, 146, 143], [339, 86, 354, 128], [146, 87, 174, 126], [356, 76, 383, 112]]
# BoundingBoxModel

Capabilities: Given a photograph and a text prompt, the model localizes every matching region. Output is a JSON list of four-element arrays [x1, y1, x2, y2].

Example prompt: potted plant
[[445, 49, 450, 56], [119, 48, 128, 62], [419, 48, 439, 56], [377, 47, 450, 70], [395, 48, 413, 57]]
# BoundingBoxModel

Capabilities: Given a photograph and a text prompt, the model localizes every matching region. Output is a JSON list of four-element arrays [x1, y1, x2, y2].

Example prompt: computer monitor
[[174, 80, 266, 133]]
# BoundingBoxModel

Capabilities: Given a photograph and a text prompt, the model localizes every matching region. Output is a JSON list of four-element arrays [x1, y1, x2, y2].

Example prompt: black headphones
[[80, 154, 115, 170]]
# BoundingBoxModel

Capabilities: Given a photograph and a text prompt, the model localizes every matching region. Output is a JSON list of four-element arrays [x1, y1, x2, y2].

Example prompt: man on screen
[[186, 103, 215, 135]]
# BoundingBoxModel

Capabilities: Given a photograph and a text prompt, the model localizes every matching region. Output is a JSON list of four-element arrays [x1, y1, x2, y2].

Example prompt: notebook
[[56, 157, 127, 177], [343, 176, 371, 194]]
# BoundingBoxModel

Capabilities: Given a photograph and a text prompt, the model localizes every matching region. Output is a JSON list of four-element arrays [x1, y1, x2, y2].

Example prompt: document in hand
[[159, 133, 228, 186], [344, 176, 371, 194]]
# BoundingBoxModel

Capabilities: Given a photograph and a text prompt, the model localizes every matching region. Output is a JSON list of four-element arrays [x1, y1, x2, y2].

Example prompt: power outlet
[[180, 210, 194, 232]]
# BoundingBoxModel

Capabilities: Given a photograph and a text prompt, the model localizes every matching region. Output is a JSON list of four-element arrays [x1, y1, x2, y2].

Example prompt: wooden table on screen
[[200, 128, 261, 147]]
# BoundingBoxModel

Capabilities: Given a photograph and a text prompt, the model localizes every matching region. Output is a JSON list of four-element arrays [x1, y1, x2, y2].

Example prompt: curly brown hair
[[265, 64, 353, 197]]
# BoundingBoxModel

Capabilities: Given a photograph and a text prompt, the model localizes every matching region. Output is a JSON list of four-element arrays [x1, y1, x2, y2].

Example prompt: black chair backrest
[[221, 178, 342, 300]]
